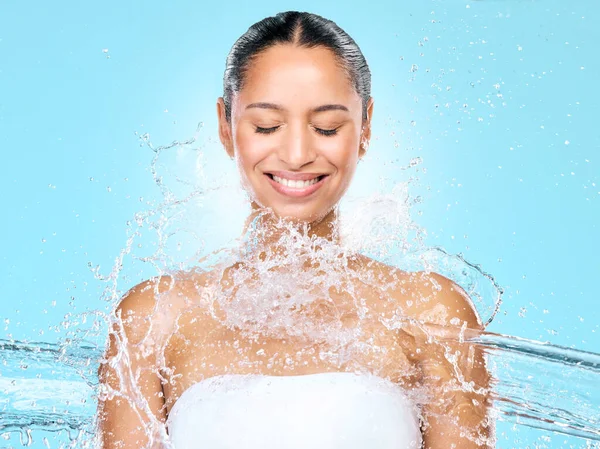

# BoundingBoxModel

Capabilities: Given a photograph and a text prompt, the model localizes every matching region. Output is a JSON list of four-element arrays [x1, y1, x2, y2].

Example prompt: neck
[[240, 204, 341, 261]]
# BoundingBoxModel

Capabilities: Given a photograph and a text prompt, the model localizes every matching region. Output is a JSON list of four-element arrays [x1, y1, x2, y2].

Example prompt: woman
[[97, 11, 495, 449]]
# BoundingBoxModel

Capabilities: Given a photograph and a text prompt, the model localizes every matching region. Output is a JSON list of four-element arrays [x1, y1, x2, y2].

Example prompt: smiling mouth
[[265, 173, 327, 188], [263, 172, 329, 198]]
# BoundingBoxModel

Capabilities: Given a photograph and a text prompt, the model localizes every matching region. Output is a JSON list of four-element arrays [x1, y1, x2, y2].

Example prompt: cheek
[[323, 133, 361, 168], [233, 128, 266, 168]]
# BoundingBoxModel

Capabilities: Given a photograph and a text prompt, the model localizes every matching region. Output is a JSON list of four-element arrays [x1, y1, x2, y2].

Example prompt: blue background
[[1, 1, 598, 447]]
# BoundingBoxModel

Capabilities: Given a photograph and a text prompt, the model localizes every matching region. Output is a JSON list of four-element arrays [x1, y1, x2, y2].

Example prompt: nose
[[277, 122, 317, 169]]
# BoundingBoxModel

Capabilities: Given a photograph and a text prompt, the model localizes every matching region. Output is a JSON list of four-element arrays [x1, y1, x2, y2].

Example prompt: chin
[[247, 185, 340, 225], [270, 203, 334, 225], [248, 199, 325, 224]]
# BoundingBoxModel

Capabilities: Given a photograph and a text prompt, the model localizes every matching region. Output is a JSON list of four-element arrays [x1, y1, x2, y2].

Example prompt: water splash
[[1, 331, 599, 443], [0, 123, 593, 449], [0, 339, 99, 434]]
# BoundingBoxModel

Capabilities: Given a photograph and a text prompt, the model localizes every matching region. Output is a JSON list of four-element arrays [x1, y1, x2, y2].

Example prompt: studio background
[[1, 1, 598, 448]]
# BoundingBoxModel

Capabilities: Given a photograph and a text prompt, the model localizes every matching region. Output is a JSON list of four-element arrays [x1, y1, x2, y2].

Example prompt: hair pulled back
[[223, 11, 371, 122]]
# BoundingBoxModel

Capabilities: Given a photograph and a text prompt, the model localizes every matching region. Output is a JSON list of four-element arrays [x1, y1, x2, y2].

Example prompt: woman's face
[[217, 44, 373, 223]]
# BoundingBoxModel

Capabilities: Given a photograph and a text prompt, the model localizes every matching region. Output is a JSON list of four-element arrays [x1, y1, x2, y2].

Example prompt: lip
[[264, 173, 329, 198], [266, 171, 325, 181]]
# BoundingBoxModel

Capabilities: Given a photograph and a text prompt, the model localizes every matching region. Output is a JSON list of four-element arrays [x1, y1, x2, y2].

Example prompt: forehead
[[236, 44, 360, 111]]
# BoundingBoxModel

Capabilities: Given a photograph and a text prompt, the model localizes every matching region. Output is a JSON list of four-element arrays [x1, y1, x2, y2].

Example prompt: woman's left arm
[[410, 272, 496, 449]]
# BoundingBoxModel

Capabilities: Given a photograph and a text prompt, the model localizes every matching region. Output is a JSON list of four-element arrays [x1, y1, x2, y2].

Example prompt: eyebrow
[[245, 102, 349, 113]]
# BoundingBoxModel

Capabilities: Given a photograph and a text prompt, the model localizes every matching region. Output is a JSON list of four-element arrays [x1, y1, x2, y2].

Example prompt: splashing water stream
[[1, 331, 599, 443], [1, 126, 598, 449]]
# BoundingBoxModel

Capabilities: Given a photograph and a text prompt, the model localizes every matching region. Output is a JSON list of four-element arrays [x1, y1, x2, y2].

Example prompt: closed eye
[[255, 126, 279, 134], [314, 127, 338, 137], [254, 125, 339, 136]]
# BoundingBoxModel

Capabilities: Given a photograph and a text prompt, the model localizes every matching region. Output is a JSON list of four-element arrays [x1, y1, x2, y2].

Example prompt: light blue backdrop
[[1, 1, 598, 448]]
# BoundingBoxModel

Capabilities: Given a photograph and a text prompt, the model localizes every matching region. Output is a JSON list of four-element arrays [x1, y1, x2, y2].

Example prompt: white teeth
[[272, 175, 321, 188]]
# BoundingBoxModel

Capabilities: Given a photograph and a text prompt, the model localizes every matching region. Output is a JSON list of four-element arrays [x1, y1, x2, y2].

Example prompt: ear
[[217, 97, 234, 158], [359, 97, 374, 159]]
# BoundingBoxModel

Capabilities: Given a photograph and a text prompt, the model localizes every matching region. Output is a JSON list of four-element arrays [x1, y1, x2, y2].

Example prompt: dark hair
[[223, 11, 371, 122]]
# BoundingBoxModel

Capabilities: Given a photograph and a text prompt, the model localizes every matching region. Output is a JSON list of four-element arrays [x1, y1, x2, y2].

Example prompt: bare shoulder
[[409, 270, 483, 330], [353, 254, 483, 330], [112, 269, 214, 346]]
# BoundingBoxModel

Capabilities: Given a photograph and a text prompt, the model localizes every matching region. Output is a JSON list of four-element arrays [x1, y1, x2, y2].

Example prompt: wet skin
[[97, 43, 494, 449]]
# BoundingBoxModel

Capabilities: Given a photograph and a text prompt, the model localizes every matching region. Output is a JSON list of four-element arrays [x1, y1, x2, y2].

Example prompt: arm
[[412, 272, 495, 449], [96, 278, 169, 449]]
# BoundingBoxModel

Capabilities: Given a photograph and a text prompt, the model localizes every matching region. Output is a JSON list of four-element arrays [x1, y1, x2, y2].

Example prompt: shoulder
[[409, 271, 483, 330], [353, 254, 482, 330], [350, 253, 413, 286], [112, 270, 213, 346]]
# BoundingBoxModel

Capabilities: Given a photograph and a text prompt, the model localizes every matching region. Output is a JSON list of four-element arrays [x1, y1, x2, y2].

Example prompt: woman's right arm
[[96, 279, 169, 449]]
